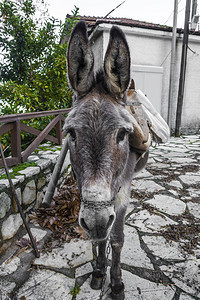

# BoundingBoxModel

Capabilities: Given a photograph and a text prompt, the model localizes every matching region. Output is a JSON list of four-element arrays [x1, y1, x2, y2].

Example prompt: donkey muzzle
[[79, 187, 116, 240], [80, 205, 115, 240]]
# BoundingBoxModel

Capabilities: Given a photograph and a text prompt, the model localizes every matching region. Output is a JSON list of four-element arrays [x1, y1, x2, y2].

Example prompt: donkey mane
[[94, 69, 122, 98], [94, 69, 107, 91]]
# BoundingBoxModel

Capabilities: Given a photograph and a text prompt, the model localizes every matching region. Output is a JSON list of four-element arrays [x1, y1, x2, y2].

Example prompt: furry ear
[[67, 21, 94, 96], [104, 26, 130, 101]]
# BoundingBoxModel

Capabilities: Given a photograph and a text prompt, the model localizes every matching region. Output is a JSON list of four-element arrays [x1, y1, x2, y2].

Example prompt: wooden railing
[[0, 108, 70, 167]]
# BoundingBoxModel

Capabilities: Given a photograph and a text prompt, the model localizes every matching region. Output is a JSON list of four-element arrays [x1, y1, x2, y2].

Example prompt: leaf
[[28, 174, 83, 244], [16, 237, 33, 249], [49, 217, 56, 225], [74, 226, 87, 239]]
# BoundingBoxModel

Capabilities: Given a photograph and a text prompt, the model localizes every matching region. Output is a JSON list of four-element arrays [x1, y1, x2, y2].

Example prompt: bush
[[0, 1, 79, 155], [0, 1, 79, 112]]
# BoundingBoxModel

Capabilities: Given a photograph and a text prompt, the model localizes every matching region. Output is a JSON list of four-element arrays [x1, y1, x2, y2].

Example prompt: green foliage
[[37, 145, 58, 152], [0, 1, 79, 155], [0, 0, 50, 83], [0, 161, 37, 179], [70, 285, 81, 297], [0, 1, 79, 112]]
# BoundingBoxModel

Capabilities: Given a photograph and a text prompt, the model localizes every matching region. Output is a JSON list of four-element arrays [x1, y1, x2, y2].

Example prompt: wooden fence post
[[11, 120, 21, 164], [56, 114, 62, 145]]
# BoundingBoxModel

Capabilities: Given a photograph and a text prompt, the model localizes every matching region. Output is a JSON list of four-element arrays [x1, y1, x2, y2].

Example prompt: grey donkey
[[64, 21, 148, 299]]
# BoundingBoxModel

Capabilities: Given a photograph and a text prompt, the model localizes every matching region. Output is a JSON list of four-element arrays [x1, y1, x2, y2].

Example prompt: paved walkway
[[0, 135, 200, 300]]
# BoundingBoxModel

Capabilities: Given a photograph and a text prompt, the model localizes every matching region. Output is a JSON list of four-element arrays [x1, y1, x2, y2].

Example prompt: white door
[[131, 65, 163, 114]]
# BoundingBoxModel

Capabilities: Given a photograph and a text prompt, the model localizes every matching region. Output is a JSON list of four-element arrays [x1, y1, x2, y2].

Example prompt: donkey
[[64, 21, 148, 299]]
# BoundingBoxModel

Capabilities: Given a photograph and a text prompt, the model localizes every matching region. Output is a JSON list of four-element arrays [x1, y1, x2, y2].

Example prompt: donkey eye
[[68, 128, 76, 142], [117, 128, 127, 144]]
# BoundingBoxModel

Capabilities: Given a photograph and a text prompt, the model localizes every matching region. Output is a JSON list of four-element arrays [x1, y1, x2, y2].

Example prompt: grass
[[0, 142, 62, 180], [70, 285, 81, 297], [0, 161, 38, 180]]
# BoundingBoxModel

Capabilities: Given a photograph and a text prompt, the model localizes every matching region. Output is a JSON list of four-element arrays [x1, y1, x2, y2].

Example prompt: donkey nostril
[[80, 218, 89, 231], [107, 215, 115, 229]]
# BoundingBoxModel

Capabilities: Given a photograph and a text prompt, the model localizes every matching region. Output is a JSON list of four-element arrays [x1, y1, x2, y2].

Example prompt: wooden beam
[[0, 123, 14, 135], [0, 156, 20, 167], [21, 115, 60, 162], [20, 123, 58, 144], [11, 121, 21, 161], [0, 108, 70, 124]]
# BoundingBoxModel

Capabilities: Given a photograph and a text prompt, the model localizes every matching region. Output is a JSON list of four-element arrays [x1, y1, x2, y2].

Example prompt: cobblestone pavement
[[0, 135, 200, 300]]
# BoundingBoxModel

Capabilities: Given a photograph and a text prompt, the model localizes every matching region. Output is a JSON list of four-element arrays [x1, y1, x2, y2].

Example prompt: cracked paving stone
[[22, 227, 48, 243], [179, 173, 200, 186], [163, 152, 192, 159], [0, 279, 16, 298], [146, 195, 186, 216], [168, 180, 183, 189], [156, 146, 189, 152], [134, 169, 153, 179], [180, 292, 197, 299], [76, 274, 102, 300], [76, 268, 175, 300], [142, 235, 185, 260], [166, 157, 197, 164], [187, 202, 200, 219], [16, 269, 75, 300], [121, 226, 153, 269], [122, 270, 175, 300], [75, 262, 93, 277], [104, 268, 175, 300], [169, 190, 179, 197], [186, 146, 200, 151], [0, 257, 20, 276], [126, 209, 177, 233], [147, 157, 155, 164], [34, 239, 93, 269], [161, 256, 200, 298], [187, 188, 200, 197], [132, 180, 165, 193]]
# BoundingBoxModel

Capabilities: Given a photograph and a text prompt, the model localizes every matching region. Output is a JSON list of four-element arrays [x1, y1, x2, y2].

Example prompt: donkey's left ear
[[104, 26, 130, 101], [67, 21, 94, 96]]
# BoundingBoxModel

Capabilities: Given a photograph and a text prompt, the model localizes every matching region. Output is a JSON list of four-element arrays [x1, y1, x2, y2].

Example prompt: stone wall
[[0, 142, 70, 243]]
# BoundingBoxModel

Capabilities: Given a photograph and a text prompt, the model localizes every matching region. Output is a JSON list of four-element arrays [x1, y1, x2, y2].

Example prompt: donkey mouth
[[86, 228, 110, 242], [80, 215, 115, 241], [90, 228, 109, 241]]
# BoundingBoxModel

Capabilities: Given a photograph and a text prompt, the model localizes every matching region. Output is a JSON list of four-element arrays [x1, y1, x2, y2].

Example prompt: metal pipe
[[175, 0, 191, 136], [167, 0, 178, 129]]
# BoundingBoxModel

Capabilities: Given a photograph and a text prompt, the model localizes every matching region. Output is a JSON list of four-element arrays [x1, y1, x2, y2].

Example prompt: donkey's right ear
[[67, 21, 94, 96], [104, 26, 130, 102]]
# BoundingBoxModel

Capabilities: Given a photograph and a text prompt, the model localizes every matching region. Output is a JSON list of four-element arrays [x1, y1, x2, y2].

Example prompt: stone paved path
[[0, 135, 200, 300]]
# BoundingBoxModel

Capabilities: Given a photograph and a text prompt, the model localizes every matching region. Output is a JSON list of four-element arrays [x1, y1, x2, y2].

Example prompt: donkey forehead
[[64, 96, 134, 132]]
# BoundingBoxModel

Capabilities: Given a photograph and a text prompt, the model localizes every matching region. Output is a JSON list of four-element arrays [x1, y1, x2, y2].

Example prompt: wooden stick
[[104, 0, 126, 18], [0, 142, 40, 258], [42, 136, 69, 207]]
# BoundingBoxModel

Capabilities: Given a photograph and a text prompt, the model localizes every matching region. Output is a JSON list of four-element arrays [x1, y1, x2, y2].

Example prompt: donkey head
[[65, 21, 134, 241]]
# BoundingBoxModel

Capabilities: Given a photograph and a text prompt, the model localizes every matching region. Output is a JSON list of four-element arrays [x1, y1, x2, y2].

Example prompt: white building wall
[[181, 39, 200, 132], [90, 31, 104, 73], [90, 23, 200, 134]]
